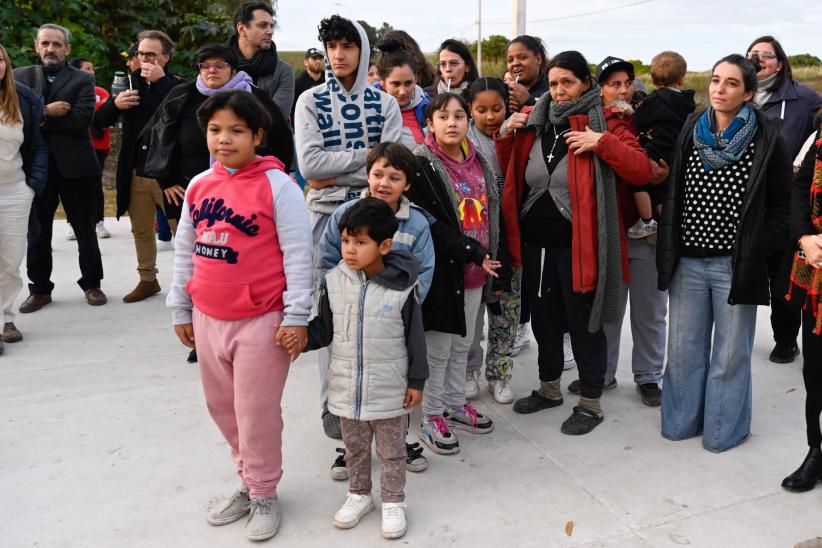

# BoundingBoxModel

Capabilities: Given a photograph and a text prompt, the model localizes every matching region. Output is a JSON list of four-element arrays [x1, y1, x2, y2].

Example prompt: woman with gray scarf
[[496, 51, 653, 435]]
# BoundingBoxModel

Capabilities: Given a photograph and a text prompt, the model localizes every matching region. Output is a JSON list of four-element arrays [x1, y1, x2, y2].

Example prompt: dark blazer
[[16, 83, 48, 193], [13, 63, 100, 179], [657, 108, 792, 305]]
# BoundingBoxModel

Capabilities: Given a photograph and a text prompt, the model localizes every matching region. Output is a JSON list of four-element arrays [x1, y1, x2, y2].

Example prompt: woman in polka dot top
[[656, 53, 791, 453]]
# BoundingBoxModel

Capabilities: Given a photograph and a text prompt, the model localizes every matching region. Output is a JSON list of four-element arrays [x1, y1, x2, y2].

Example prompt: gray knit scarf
[[527, 86, 623, 332]]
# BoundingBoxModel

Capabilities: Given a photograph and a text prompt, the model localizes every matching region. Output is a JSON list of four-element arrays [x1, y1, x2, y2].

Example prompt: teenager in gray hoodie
[[293, 15, 402, 438]]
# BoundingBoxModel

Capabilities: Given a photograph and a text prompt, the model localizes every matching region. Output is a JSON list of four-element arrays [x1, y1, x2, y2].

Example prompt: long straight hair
[[0, 43, 22, 125]]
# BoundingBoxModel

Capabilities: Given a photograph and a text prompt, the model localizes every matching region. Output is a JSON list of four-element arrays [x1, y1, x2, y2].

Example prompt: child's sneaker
[[330, 447, 348, 480], [206, 485, 250, 525], [405, 442, 428, 472], [419, 415, 459, 455], [512, 323, 531, 356], [488, 379, 514, 404], [333, 492, 374, 529], [464, 369, 480, 399], [627, 218, 658, 240], [382, 502, 408, 539], [245, 497, 280, 541], [445, 403, 494, 434]]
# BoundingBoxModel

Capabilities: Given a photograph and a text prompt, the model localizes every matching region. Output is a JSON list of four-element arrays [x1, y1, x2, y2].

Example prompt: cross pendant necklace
[[547, 125, 571, 163]]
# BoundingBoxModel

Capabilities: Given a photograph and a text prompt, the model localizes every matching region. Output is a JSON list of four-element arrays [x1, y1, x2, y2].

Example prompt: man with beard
[[14, 23, 106, 312], [229, 1, 294, 125]]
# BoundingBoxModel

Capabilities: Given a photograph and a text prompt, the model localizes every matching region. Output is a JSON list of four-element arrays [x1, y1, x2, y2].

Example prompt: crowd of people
[[1, 1, 822, 542]]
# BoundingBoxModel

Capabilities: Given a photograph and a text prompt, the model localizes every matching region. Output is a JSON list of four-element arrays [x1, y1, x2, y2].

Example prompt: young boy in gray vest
[[282, 198, 428, 539]]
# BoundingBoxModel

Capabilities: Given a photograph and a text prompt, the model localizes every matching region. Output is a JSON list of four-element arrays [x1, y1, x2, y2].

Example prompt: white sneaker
[[333, 493, 374, 529], [627, 218, 658, 240], [96, 221, 111, 239], [512, 323, 531, 356], [382, 502, 407, 539], [488, 379, 514, 404], [245, 497, 280, 541], [464, 369, 480, 400], [563, 333, 575, 370], [66, 225, 76, 241], [156, 238, 174, 252]]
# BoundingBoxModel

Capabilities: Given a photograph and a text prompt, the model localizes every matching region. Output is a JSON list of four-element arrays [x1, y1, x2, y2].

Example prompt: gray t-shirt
[[522, 134, 572, 222]]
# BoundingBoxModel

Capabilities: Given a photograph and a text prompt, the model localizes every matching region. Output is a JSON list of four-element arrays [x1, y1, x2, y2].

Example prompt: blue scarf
[[693, 103, 758, 172]]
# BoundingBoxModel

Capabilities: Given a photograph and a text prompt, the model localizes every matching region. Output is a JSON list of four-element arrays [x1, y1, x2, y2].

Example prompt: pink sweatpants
[[193, 308, 291, 499]]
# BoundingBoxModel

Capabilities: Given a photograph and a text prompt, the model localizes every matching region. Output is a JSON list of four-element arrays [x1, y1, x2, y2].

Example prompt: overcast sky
[[273, 0, 822, 71]]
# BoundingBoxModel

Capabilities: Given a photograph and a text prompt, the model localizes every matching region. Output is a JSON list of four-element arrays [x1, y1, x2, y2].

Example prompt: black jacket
[[792, 137, 820, 244], [634, 88, 696, 165], [291, 70, 324, 122], [16, 83, 48, 194], [13, 63, 100, 180], [92, 68, 182, 218], [657, 108, 792, 305], [140, 82, 295, 190]]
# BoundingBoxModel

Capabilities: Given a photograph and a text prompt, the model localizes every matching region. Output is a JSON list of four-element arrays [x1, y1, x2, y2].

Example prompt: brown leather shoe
[[123, 280, 161, 303], [19, 293, 52, 313], [2, 322, 23, 343], [84, 288, 108, 306]]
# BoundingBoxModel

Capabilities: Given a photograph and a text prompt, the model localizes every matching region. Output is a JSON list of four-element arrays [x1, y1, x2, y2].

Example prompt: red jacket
[[91, 86, 111, 153], [496, 105, 652, 293]]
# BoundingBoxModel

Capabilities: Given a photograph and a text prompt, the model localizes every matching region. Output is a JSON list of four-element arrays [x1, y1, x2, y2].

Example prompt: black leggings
[[802, 307, 822, 448]]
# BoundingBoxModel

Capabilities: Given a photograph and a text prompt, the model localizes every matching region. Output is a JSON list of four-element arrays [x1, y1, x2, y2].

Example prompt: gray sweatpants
[[603, 238, 667, 385], [423, 287, 483, 417]]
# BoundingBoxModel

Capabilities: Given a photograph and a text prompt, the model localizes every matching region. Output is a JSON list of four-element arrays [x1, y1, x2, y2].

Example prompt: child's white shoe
[[382, 502, 407, 539], [333, 492, 373, 529], [627, 218, 658, 239]]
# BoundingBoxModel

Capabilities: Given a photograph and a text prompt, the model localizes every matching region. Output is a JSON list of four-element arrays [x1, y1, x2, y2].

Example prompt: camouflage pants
[[468, 268, 522, 381], [340, 415, 406, 502]]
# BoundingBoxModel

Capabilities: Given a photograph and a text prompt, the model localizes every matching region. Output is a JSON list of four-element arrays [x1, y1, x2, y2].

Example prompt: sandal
[[560, 406, 604, 435]]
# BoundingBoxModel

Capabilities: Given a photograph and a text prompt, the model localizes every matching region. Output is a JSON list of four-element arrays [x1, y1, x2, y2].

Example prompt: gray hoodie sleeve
[[294, 89, 369, 180]]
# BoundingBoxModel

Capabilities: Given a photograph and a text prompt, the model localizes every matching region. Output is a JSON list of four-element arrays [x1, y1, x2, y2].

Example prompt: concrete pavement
[[0, 218, 819, 548]]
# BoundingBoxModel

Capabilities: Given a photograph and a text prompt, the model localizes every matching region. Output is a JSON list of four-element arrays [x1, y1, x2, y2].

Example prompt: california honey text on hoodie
[[167, 156, 313, 325], [294, 19, 403, 214]]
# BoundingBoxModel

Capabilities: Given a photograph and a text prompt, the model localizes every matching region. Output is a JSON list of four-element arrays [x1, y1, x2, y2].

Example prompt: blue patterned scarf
[[693, 103, 758, 172]]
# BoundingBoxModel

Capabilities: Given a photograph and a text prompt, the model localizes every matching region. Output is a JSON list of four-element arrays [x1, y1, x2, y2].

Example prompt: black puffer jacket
[[17, 83, 48, 193], [657, 108, 792, 305]]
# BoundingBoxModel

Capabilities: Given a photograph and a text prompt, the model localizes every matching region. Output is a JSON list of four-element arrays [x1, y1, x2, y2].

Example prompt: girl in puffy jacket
[[167, 90, 313, 542]]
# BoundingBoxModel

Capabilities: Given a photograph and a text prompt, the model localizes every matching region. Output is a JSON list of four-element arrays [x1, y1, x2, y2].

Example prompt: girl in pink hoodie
[[167, 90, 313, 542]]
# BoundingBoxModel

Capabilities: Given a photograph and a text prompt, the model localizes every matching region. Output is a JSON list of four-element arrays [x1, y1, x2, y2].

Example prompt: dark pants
[[27, 167, 104, 294], [523, 244, 606, 399], [340, 415, 406, 502], [768, 247, 801, 346], [94, 150, 108, 223], [802, 307, 822, 448]]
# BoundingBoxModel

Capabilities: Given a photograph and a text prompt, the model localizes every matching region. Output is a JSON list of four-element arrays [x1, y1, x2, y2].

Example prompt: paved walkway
[[1, 218, 819, 547]]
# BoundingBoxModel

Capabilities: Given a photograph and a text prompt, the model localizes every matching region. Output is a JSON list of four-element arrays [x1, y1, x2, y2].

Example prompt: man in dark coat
[[14, 23, 106, 312], [93, 30, 182, 303], [290, 47, 325, 122]]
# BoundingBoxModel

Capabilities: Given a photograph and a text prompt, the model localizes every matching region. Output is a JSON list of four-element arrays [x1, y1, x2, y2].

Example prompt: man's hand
[[403, 388, 422, 408], [140, 62, 165, 84], [174, 324, 195, 348], [164, 185, 186, 206], [275, 326, 308, 362], [308, 177, 337, 190], [114, 89, 140, 110], [45, 101, 71, 117]]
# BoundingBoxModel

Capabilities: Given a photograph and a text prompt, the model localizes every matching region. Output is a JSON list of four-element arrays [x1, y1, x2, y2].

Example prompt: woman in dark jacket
[[0, 43, 47, 350], [142, 43, 293, 221], [505, 35, 548, 114], [746, 35, 822, 364], [782, 128, 822, 492], [656, 54, 791, 453], [496, 51, 653, 435]]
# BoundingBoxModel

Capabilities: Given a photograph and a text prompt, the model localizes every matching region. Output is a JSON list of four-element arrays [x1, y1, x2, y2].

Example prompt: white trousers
[[0, 180, 34, 323]]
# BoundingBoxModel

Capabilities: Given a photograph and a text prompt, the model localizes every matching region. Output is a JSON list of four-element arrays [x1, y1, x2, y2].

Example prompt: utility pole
[[477, 0, 482, 76], [512, 0, 526, 37]]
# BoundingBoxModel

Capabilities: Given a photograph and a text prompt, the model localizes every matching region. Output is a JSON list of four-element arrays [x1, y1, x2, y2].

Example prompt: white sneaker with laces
[[245, 497, 280, 541], [96, 221, 110, 239], [563, 333, 575, 370], [206, 485, 250, 525], [488, 379, 514, 404], [382, 502, 408, 539], [156, 237, 174, 251], [627, 218, 658, 240], [512, 323, 531, 356], [464, 369, 480, 399], [333, 493, 374, 529]]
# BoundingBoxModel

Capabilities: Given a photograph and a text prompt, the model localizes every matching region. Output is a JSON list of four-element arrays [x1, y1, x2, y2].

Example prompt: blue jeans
[[661, 256, 757, 453], [155, 208, 172, 242]]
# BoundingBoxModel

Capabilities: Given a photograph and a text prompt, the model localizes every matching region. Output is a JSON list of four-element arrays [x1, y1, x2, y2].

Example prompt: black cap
[[305, 48, 323, 59], [121, 42, 138, 59], [595, 56, 635, 83]]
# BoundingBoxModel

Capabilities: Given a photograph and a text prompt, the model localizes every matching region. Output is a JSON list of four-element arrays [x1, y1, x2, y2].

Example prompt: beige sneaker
[[207, 486, 250, 526], [245, 497, 280, 541]]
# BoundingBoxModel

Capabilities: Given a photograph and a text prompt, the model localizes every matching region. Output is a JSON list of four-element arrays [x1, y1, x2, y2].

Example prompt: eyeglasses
[[137, 51, 159, 61], [438, 60, 464, 69], [198, 62, 230, 71], [748, 51, 777, 60]]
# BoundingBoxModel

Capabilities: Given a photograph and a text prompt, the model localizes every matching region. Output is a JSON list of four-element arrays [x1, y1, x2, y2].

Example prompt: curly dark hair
[[317, 15, 361, 49]]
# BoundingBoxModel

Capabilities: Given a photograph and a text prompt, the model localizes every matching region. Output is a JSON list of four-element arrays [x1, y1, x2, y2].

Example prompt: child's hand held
[[174, 323, 195, 348], [403, 388, 422, 408]]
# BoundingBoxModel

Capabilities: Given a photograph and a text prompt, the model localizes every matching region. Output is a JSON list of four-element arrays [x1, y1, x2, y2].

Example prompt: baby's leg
[[634, 191, 653, 220]]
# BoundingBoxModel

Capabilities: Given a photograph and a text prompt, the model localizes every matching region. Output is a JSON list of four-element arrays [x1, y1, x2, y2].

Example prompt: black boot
[[782, 447, 822, 492]]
